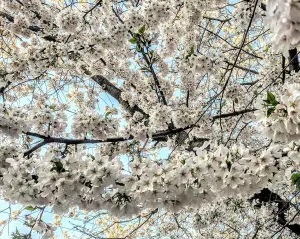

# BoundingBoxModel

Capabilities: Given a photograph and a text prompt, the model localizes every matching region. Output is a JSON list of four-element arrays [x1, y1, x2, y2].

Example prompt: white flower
[[224, 172, 244, 189], [33, 221, 47, 232]]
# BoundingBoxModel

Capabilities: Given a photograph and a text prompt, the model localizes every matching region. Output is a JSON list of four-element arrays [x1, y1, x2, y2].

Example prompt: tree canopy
[[1, 0, 300, 238]]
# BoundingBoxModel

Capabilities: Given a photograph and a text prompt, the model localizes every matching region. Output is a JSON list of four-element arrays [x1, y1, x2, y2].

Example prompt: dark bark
[[212, 109, 256, 121], [282, 55, 286, 84], [289, 48, 300, 73], [0, 11, 148, 117], [92, 75, 148, 117], [251, 188, 300, 235], [24, 108, 256, 156]]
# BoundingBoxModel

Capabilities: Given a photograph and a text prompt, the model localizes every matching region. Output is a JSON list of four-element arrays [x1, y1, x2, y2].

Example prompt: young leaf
[[266, 92, 278, 106], [291, 172, 300, 185], [25, 205, 36, 211], [185, 45, 195, 59], [138, 25, 146, 35], [267, 107, 275, 117], [129, 38, 138, 44], [265, 45, 270, 53], [136, 45, 143, 53], [105, 111, 112, 119]]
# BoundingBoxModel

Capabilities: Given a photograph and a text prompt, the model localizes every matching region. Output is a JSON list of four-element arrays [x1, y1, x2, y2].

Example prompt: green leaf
[[291, 172, 300, 186], [185, 45, 195, 59], [132, 140, 138, 144], [11, 228, 31, 239], [25, 206, 36, 211], [180, 160, 185, 165], [129, 38, 138, 44], [221, 100, 226, 108], [136, 45, 143, 53], [267, 107, 275, 117], [138, 25, 146, 35], [0, 69, 6, 77], [265, 45, 269, 53], [265, 92, 279, 117], [267, 92, 275, 104], [105, 111, 112, 119], [291, 172, 300, 191], [266, 92, 279, 106]]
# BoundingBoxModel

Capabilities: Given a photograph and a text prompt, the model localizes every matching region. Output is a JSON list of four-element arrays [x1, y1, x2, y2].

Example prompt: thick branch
[[0, 81, 11, 94], [0, 13, 145, 116], [240, 80, 258, 86], [23, 128, 181, 156], [251, 188, 300, 235], [23, 109, 256, 156], [92, 75, 147, 117], [289, 48, 300, 73], [83, 0, 102, 20], [24, 132, 131, 157], [129, 30, 168, 106], [203, 16, 231, 23], [212, 108, 256, 121]]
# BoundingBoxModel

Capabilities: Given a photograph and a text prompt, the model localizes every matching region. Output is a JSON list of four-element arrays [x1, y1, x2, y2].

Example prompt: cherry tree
[[1, 0, 300, 238]]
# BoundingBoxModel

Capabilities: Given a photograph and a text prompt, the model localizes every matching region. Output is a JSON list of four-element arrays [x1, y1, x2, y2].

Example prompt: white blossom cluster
[[256, 83, 300, 143], [31, 105, 68, 136], [232, 1, 261, 30], [72, 110, 120, 139], [224, 83, 244, 101], [148, 104, 172, 131], [177, 54, 217, 95], [8, 15, 31, 38], [0, 144, 19, 169], [172, 106, 202, 128], [120, 84, 157, 111], [0, 105, 30, 138], [32, 220, 55, 239], [189, 199, 283, 238], [1, 0, 300, 236], [0, 142, 297, 218], [56, 9, 81, 33], [0, 0, 19, 11], [266, 0, 300, 56]]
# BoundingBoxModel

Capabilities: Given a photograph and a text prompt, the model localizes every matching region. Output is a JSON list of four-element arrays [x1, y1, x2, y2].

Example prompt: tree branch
[[225, 61, 259, 74], [23, 109, 256, 156], [289, 48, 300, 73], [91, 75, 148, 117], [83, 0, 102, 20], [212, 108, 256, 121], [251, 188, 300, 236]]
